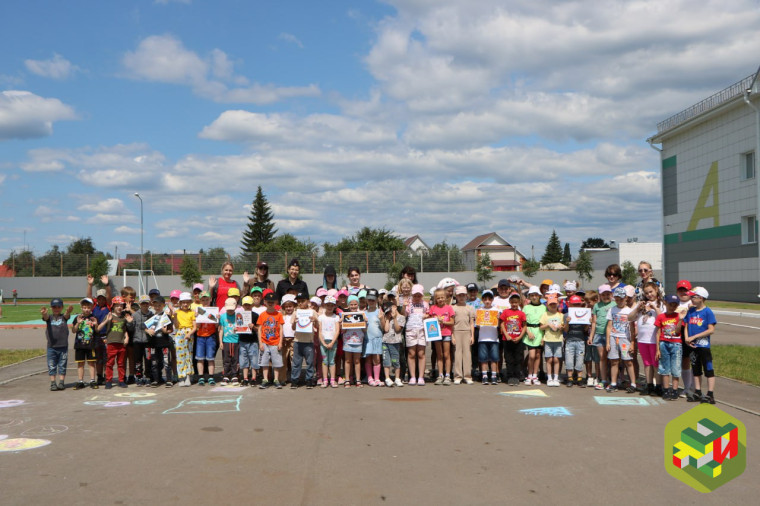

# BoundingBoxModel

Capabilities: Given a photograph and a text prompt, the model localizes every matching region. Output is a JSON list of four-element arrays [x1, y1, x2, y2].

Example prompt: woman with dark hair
[[322, 265, 338, 290], [243, 261, 275, 294], [209, 261, 241, 311], [604, 264, 625, 291], [275, 258, 309, 302], [398, 265, 418, 284], [343, 266, 367, 293]]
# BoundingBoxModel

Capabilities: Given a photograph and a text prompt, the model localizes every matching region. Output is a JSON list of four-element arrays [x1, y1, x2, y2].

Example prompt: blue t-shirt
[[219, 312, 239, 344], [685, 306, 716, 348], [466, 298, 483, 310], [92, 304, 110, 337]]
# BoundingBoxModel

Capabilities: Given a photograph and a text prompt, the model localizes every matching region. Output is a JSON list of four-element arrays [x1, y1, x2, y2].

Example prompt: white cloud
[[114, 226, 141, 234], [33, 205, 80, 223], [46, 234, 78, 245], [24, 54, 79, 80], [278, 32, 304, 48], [79, 198, 128, 214], [122, 34, 321, 104], [0, 91, 77, 140]]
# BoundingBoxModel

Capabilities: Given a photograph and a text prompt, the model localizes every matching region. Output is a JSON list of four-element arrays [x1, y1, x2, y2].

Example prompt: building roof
[[404, 235, 430, 250], [461, 232, 513, 252], [0, 264, 14, 277]]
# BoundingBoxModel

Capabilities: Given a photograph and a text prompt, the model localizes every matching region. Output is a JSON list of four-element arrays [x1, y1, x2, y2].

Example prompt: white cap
[[224, 298, 237, 310], [563, 281, 577, 291], [378, 288, 387, 295], [310, 296, 322, 307], [179, 291, 192, 301], [324, 296, 337, 305], [437, 277, 458, 289], [281, 294, 296, 305], [527, 286, 541, 296], [690, 286, 709, 299], [547, 284, 561, 294]]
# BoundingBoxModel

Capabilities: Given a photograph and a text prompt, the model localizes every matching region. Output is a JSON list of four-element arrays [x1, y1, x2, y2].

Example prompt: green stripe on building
[[664, 224, 741, 245], [662, 155, 677, 170]]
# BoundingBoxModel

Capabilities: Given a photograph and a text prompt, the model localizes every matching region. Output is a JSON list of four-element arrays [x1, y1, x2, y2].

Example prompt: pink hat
[[337, 289, 349, 298], [170, 289, 181, 299], [624, 285, 636, 298], [192, 283, 204, 292], [327, 288, 338, 298], [316, 287, 328, 297], [411, 284, 424, 295], [598, 284, 612, 294]]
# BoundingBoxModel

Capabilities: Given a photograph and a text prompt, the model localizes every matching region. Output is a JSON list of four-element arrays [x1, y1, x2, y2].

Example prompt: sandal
[[331, 379, 338, 388], [356, 380, 363, 388], [344, 381, 351, 389]]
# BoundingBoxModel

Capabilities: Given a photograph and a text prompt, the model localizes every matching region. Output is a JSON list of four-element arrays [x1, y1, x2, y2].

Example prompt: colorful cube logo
[[665, 404, 746, 492]]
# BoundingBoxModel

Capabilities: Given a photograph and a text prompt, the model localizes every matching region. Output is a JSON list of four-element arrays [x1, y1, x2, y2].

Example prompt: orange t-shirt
[[257, 311, 285, 346]]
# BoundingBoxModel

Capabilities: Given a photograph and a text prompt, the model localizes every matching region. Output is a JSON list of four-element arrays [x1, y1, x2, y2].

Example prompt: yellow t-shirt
[[176, 308, 196, 330], [540, 311, 564, 343]]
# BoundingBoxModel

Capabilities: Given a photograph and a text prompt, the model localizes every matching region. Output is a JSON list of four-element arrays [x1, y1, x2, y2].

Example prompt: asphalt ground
[[1, 348, 758, 504]]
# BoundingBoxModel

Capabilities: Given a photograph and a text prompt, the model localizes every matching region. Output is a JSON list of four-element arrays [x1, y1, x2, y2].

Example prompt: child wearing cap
[[237, 295, 259, 387], [120, 286, 138, 385], [280, 294, 297, 385], [382, 300, 406, 387], [605, 287, 636, 393], [41, 298, 73, 391], [97, 296, 131, 389], [675, 280, 694, 398], [522, 287, 545, 386], [291, 293, 318, 389], [404, 284, 429, 385], [539, 293, 564, 387], [257, 293, 285, 389], [342, 294, 367, 388], [477, 290, 501, 385], [590, 285, 615, 390], [318, 296, 342, 387], [684, 287, 717, 404], [500, 293, 526, 386], [452, 286, 475, 385], [363, 289, 385, 387], [146, 297, 175, 386], [195, 291, 219, 386], [563, 295, 590, 388], [172, 292, 196, 387], [655, 295, 683, 401], [218, 297, 241, 384], [72, 298, 99, 389], [130, 295, 154, 386]]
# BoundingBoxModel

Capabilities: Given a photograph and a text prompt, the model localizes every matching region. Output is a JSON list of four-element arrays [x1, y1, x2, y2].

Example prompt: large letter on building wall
[[687, 161, 720, 231]]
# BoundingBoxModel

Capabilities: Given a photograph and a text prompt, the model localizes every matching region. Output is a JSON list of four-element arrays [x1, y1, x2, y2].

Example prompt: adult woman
[[275, 259, 309, 302], [244, 261, 275, 293], [604, 264, 625, 291], [343, 266, 367, 294], [322, 265, 338, 290], [399, 265, 418, 284], [633, 261, 664, 301], [209, 261, 241, 311]]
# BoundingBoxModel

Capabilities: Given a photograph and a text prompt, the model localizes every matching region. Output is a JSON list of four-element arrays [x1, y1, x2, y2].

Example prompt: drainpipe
[[743, 86, 760, 298], [648, 139, 666, 288]]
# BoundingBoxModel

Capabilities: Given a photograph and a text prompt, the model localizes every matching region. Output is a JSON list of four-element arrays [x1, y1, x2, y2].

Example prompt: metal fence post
[[60, 252, 63, 277], [447, 250, 450, 273], [366, 251, 369, 273]]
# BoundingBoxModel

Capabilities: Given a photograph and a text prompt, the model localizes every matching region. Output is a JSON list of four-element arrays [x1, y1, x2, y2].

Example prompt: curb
[[713, 310, 760, 319]]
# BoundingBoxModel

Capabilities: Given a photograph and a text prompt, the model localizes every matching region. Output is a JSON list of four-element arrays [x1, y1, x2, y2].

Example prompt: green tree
[[179, 255, 202, 288], [476, 252, 494, 285], [3, 250, 35, 276], [241, 186, 277, 254], [426, 240, 465, 271], [621, 260, 637, 285], [199, 247, 229, 275], [580, 237, 609, 249], [521, 258, 540, 278], [562, 243, 572, 265], [541, 230, 563, 265], [574, 250, 593, 282], [263, 233, 318, 253], [89, 254, 110, 280], [34, 245, 62, 276], [325, 227, 405, 252]]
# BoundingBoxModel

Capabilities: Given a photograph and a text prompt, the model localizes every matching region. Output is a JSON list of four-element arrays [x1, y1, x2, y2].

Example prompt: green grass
[[709, 301, 760, 311], [0, 349, 45, 367], [0, 304, 49, 323], [712, 345, 760, 386]]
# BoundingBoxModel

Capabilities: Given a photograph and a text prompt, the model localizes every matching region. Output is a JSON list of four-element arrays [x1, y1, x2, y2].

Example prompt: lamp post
[[134, 193, 144, 295]]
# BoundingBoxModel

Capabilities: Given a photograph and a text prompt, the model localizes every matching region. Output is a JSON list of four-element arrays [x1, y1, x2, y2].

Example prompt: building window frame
[[741, 215, 757, 245], [741, 151, 755, 181]]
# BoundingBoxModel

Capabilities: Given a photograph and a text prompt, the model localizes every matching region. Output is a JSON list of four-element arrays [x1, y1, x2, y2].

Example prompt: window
[[742, 215, 757, 245], [742, 151, 755, 180]]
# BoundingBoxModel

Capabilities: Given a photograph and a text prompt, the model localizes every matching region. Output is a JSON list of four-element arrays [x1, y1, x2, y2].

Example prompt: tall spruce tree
[[241, 186, 277, 254], [562, 243, 572, 265], [541, 230, 563, 265]]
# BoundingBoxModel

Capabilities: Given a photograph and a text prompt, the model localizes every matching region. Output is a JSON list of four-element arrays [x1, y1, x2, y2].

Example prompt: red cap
[[676, 280, 692, 290], [262, 288, 274, 298], [568, 295, 583, 305], [111, 296, 124, 305]]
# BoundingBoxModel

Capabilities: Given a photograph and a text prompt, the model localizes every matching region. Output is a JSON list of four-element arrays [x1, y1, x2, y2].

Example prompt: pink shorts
[[638, 342, 658, 367], [405, 327, 426, 347]]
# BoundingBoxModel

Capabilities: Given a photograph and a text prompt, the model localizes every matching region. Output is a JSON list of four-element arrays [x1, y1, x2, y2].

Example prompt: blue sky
[[2, 0, 760, 261]]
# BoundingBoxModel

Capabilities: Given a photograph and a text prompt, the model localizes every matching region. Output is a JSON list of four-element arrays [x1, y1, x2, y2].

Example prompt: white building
[[461, 232, 526, 272], [648, 66, 760, 302], [583, 242, 663, 272]]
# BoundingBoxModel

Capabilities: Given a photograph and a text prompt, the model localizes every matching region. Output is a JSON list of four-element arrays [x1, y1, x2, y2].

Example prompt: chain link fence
[[3, 250, 468, 277]]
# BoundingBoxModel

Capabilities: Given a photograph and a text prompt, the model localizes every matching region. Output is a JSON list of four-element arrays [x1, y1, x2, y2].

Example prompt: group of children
[[42, 269, 718, 403]]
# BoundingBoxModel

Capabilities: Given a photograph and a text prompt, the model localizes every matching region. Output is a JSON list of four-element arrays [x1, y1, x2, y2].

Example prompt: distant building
[[461, 232, 526, 271], [404, 235, 430, 254], [541, 262, 570, 271], [582, 242, 663, 272], [648, 65, 760, 301]]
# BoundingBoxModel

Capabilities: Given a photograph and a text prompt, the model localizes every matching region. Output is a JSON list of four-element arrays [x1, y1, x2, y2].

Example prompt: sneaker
[[197, 378, 206, 386], [50, 382, 58, 391], [127, 375, 136, 385], [532, 378, 541, 386], [443, 376, 452, 386], [434, 376, 444, 385], [385, 378, 394, 387], [482, 376, 489, 385], [524, 377, 532, 385], [291, 382, 298, 390], [464, 379, 474, 385], [274, 381, 283, 389], [686, 393, 700, 402], [221, 377, 229, 385], [409, 377, 417, 386], [208, 378, 216, 386], [594, 382, 605, 390], [118, 381, 128, 388], [165, 381, 173, 388], [586, 377, 594, 387], [577, 378, 586, 388], [231, 377, 239, 384], [707, 393, 716, 405], [395, 378, 404, 387], [417, 378, 425, 386], [626, 386, 636, 394], [322, 380, 329, 388], [136, 378, 143, 387], [699, 394, 710, 404], [511, 378, 520, 386], [259, 380, 269, 389], [57, 381, 66, 391], [241, 379, 249, 386], [677, 388, 685, 398], [454, 379, 462, 385], [306, 381, 314, 390], [331, 379, 338, 388], [606, 384, 618, 393], [74, 381, 85, 390], [105, 382, 113, 390], [150, 381, 159, 388], [491, 376, 499, 385]]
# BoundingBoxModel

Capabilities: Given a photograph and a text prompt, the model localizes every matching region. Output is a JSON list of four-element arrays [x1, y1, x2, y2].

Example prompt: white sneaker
[[395, 378, 404, 387], [464, 378, 474, 385], [454, 379, 462, 385], [532, 378, 541, 385], [385, 378, 394, 387], [587, 377, 595, 387], [524, 377, 532, 385]]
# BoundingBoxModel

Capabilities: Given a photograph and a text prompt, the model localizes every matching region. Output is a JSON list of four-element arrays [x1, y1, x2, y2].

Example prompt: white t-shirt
[[633, 302, 664, 344], [478, 325, 499, 342], [492, 296, 511, 314], [282, 314, 295, 338], [318, 314, 340, 342], [606, 306, 632, 340]]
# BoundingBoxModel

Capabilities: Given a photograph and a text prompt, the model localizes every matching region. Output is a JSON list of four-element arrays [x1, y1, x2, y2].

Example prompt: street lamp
[[134, 193, 144, 295]]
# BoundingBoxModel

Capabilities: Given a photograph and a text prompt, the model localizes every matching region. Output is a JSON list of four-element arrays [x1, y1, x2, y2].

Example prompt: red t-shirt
[[257, 310, 285, 346], [654, 312, 682, 343], [215, 278, 239, 311], [499, 309, 526, 341], [428, 304, 455, 337]]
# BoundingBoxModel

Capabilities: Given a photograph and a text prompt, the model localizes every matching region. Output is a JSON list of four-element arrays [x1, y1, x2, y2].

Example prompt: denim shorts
[[584, 344, 598, 362], [239, 341, 260, 370], [195, 335, 218, 361], [592, 333, 606, 347], [565, 340, 584, 371], [321, 342, 337, 366], [259, 344, 283, 368], [544, 341, 563, 359], [478, 341, 499, 363], [47, 347, 68, 376], [382, 342, 401, 369], [658, 341, 682, 378]]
